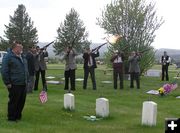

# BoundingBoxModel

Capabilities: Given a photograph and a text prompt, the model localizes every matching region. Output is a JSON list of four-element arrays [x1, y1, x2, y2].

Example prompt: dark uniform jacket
[[83, 52, 99, 68]]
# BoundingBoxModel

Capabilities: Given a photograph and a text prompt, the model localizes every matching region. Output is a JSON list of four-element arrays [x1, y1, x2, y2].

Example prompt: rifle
[[91, 42, 107, 53], [40, 41, 54, 50]]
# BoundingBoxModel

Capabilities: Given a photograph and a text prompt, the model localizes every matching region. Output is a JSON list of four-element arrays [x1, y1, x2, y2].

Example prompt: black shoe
[[16, 116, 22, 121], [67, 90, 71, 93], [71, 89, 75, 91], [17, 118, 21, 120], [27, 91, 33, 94], [43, 88, 47, 92], [8, 118, 17, 122]]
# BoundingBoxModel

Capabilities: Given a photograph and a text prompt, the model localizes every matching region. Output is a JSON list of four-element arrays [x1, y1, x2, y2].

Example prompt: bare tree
[[97, 0, 164, 73]]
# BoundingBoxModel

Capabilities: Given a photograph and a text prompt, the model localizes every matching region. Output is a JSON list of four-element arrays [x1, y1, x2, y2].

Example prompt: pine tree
[[3, 4, 38, 51], [53, 8, 90, 56]]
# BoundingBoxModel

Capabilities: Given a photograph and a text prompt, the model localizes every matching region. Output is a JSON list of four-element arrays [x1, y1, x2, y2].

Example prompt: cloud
[[0, 0, 50, 8], [1, 0, 180, 49]]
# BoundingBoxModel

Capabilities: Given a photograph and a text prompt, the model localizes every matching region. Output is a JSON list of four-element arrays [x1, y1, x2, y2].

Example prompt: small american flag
[[39, 91, 48, 103]]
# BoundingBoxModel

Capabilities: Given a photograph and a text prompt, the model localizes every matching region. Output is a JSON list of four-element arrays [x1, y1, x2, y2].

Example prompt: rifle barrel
[[45, 41, 54, 47], [91, 42, 107, 52], [41, 41, 54, 50]]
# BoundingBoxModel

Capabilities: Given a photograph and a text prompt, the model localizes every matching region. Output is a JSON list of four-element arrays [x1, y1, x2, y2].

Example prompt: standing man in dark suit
[[34, 46, 48, 91], [128, 51, 141, 89], [110, 50, 125, 89], [63, 46, 77, 91], [161, 51, 171, 81], [26, 46, 36, 93], [1, 41, 28, 122], [83, 47, 99, 90]]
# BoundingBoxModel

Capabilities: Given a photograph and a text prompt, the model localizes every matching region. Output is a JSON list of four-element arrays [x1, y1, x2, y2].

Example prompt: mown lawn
[[0, 64, 179, 133]]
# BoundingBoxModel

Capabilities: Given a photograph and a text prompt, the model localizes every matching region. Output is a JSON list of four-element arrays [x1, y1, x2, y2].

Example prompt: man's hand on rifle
[[97, 46, 101, 51], [42, 47, 47, 52]]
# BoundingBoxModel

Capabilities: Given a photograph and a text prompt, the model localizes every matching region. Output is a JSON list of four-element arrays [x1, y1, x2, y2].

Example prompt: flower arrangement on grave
[[158, 83, 178, 96]]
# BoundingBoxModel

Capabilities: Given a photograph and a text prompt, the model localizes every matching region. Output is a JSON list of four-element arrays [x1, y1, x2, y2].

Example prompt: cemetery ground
[[0, 64, 180, 133]]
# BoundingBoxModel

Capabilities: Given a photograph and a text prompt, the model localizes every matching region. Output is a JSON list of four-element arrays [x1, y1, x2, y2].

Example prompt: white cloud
[[0, 0, 180, 49], [0, 0, 111, 43], [152, 0, 180, 49]]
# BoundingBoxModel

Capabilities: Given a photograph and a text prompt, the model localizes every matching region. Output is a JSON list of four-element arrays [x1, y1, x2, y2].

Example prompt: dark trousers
[[130, 72, 140, 89], [162, 65, 169, 81], [64, 69, 75, 90], [34, 69, 47, 91], [83, 67, 96, 90], [113, 70, 123, 89], [8, 85, 27, 121]]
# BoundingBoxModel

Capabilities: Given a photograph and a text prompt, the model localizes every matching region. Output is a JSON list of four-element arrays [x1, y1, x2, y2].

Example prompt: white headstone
[[145, 69, 161, 77], [75, 78, 84, 81], [64, 93, 75, 110], [146, 90, 159, 95], [46, 80, 61, 84], [46, 76, 55, 79], [142, 101, 157, 126], [96, 98, 109, 117], [101, 81, 112, 84]]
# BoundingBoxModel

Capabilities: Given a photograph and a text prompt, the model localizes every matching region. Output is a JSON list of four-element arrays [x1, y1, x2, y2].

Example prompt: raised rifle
[[91, 42, 107, 53], [40, 41, 54, 50]]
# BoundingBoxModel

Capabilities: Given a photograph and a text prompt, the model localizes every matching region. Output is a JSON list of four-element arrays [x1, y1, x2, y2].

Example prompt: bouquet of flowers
[[158, 83, 178, 96]]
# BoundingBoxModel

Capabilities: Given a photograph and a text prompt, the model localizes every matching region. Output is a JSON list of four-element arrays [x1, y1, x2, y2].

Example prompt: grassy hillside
[[0, 64, 180, 133]]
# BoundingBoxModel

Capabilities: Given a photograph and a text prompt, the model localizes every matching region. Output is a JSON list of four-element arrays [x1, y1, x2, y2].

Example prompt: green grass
[[0, 64, 180, 133]]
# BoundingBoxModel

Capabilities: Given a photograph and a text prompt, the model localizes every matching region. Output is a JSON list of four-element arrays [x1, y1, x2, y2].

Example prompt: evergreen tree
[[97, 0, 164, 73], [0, 37, 7, 51], [3, 4, 38, 51], [53, 8, 90, 56]]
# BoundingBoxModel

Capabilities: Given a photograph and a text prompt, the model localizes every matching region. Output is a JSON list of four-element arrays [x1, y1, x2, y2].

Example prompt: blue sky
[[0, 0, 180, 49]]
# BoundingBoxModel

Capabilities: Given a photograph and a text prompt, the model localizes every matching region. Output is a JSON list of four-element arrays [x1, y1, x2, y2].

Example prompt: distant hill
[[37, 42, 108, 58], [155, 48, 180, 63], [37, 42, 180, 63]]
